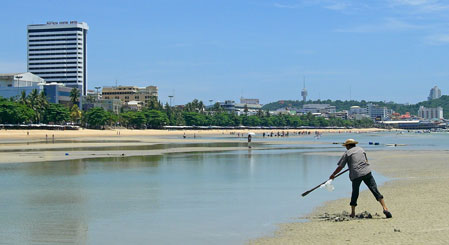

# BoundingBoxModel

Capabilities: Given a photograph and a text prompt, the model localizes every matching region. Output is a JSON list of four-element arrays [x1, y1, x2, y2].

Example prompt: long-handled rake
[[301, 169, 349, 197]]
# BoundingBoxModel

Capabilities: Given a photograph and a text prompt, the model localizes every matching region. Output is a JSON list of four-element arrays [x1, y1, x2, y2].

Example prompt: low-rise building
[[300, 104, 336, 114], [329, 111, 349, 120], [0, 72, 71, 104], [391, 112, 412, 120], [352, 114, 371, 120], [217, 100, 263, 115], [125, 101, 143, 111], [380, 120, 445, 129], [218, 100, 236, 112], [102, 85, 158, 105], [94, 99, 122, 114], [0, 72, 45, 99], [349, 106, 367, 115], [235, 103, 262, 116], [44, 83, 72, 105], [240, 97, 259, 105], [367, 103, 390, 121], [272, 107, 296, 115]]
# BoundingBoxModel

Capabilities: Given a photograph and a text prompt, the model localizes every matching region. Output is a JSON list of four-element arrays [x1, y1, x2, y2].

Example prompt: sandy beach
[[251, 150, 449, 245], [0, 128, 386, 140]]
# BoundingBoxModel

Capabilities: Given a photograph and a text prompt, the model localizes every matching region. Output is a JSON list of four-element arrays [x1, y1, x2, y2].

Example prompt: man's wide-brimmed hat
[[342, 139, 358, 146]]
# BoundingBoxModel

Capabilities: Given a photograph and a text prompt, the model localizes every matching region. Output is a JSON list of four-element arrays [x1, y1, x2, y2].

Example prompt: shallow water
[[1, 131, 447, 244], [0, 142, 250, 153], [0, 150, 385, 244]]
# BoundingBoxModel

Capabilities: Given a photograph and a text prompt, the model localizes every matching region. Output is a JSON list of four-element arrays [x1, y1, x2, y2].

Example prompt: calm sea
[[0, 131, 447, 244]]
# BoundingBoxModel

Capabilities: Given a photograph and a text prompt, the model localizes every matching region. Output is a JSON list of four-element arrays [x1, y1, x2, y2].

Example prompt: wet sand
[[0, 128, 386, 140], [250, 150, 449, 244]]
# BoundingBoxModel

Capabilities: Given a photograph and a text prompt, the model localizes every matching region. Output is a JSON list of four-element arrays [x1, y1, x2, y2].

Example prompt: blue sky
[[1, 0, 449, 105]]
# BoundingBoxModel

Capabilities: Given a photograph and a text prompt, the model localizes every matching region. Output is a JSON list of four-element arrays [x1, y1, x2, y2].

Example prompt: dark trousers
[[350, 172, 384, 206]]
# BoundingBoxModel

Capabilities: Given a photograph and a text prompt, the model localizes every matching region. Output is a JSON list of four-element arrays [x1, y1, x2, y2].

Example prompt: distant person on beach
[[329, 139, 392, 219], [247, 134, 252, 148]]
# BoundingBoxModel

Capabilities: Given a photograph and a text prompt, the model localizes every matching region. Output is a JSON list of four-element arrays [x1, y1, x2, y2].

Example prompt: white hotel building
[[27, 21, 89, 95]]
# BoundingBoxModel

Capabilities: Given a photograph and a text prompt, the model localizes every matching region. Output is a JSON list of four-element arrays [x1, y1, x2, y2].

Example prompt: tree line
[[0, 92, 374, 129]]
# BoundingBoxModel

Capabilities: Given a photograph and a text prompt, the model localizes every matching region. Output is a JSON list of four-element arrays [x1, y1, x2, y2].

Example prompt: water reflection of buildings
[[17, 155, 166, 244], [24, 159, 88, 244]]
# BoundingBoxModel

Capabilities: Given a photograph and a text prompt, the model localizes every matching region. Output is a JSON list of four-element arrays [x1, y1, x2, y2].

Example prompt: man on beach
[[329, 139, 392, 219]]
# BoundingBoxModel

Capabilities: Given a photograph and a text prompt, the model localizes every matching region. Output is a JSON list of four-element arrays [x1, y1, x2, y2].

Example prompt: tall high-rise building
[[428, 86, 441, 101], [27, 21, 89, 95]]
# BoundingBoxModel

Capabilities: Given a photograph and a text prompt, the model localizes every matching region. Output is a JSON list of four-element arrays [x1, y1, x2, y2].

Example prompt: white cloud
[[324, 2, 350, 10], [425, 33, 449, 45], [273, 0, 449, 12], [273, 2, 301, 9], [392, 0, 435, 6], [334, 18, 426, 33], [389, 0, 449, 12], [273, 0, 352, 11]]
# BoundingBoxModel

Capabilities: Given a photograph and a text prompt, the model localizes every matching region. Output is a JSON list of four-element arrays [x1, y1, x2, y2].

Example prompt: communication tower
[[301, 77, 308, 102]]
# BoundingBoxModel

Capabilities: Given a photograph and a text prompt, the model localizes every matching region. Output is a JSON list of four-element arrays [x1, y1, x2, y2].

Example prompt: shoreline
[[0, 128, 385, 165], [250, 150, 449, 244], [0, 128, 387, 165]]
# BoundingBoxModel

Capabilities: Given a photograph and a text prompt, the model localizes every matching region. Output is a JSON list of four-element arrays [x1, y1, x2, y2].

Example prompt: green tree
[[25, 89, 49, 123], [210, 112, 232, 126], [43, 103, 70, 124], [120, 111, 147, 129], [70, 88, 80, 108], [19, 90, 28, 106], [185, 99, 205, 113], [243, 104, 249, 115], [183, 111, 207, 126], [82, 107, 112, 129], [70, 104, 82, 124], [172, 109, 185, 125], [144, 110, 169, 128], [211, 102, 222, 112], [36, 91, 49, 122], [0, 98, 35, 124]]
